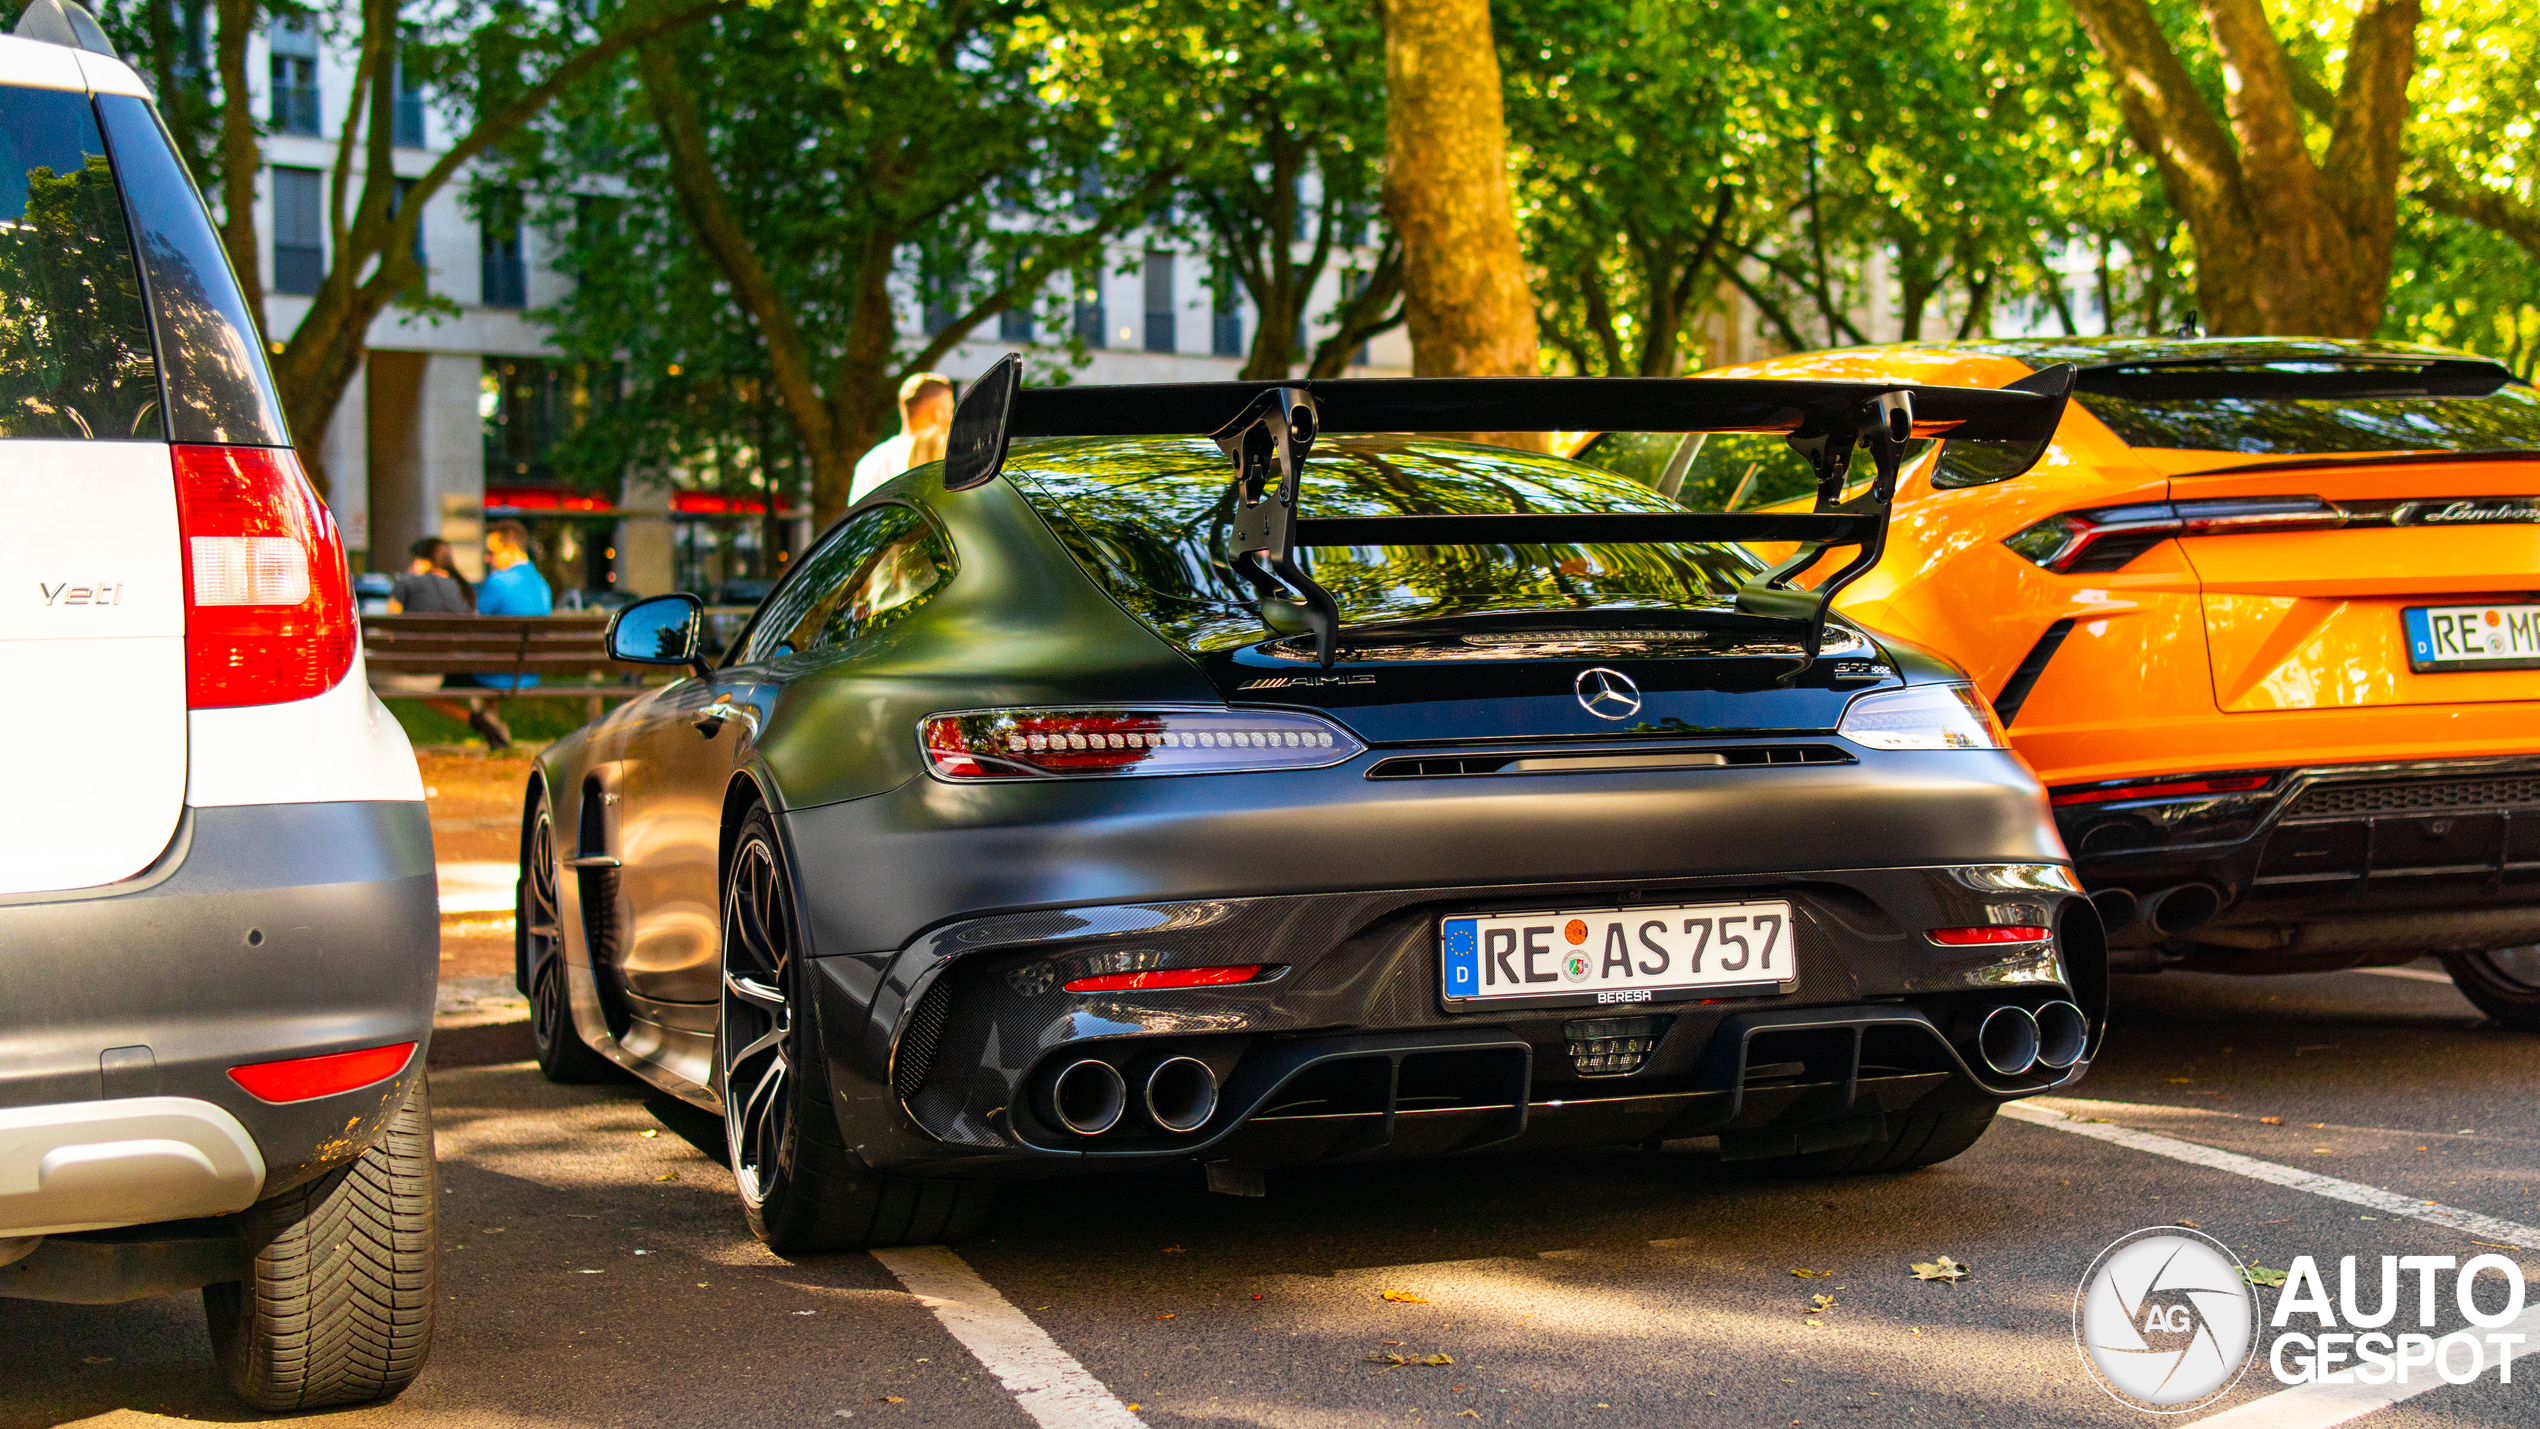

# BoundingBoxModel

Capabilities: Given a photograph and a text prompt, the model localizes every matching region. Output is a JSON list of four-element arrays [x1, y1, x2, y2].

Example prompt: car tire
[[523, 792, 613, 1084], [2440, 947, 2540, 1031], [204, 1078, 436, 1411], [719, 807, 994, 1252], [1752, 1103, 1998, 1177]]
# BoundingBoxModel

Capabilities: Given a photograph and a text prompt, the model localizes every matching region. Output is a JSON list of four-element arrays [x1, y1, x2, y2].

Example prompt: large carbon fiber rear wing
[[944, 355, 2075, 668]]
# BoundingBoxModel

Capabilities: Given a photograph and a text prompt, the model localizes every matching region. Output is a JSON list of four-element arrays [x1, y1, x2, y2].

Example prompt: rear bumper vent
[[1367, 744, 1850, 780], [894, 980, 955, 1101], [2289, 776, 2540, 819]]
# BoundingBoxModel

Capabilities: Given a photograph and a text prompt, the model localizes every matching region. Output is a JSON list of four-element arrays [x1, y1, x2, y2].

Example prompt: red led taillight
[[1063, 965, 1265, 993], [174, 444, 355, 709], [2050, 775, 2272, 807], [227, 1042, 415, 1103], [920, 707, 1361, 780], [1926, 926, 2052, 945]]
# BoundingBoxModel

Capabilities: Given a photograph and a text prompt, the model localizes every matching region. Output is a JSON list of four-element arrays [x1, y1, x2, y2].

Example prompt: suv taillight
[[174, 445, 355, 708]]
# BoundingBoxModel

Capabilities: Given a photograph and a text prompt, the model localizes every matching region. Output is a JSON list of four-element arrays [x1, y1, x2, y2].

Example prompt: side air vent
[[1366, 745, 1851, 780], [894, 979, 955, 1101]]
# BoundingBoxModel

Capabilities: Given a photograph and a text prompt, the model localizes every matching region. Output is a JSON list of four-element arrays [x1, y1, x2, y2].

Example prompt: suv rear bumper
[[2059, 756, 2540, 970], [0, 800, 436, 1239]]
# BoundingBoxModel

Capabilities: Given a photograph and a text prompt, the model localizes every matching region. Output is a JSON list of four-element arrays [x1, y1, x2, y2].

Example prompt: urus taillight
[[173, 444, 355, 708]]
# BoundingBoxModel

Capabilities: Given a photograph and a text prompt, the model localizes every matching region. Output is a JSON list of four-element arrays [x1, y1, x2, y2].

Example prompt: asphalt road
[[8, 963, 2537, 1429]]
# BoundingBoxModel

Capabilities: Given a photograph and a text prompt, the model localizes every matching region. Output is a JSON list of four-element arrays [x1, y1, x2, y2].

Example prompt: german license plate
[[2404, 603, 2540, 672], [1440, 901, 1797, 1010]]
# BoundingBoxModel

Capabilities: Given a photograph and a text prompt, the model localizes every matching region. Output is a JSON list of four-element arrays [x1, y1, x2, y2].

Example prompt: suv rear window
[[0, 84, 159, 440], [1012, 436, 1766, 652], [2075, 382, 2540, 456]]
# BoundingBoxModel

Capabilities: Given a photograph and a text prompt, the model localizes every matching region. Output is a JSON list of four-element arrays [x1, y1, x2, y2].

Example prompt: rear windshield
[[1010, 436, 1767, 652], [2075, 381, 2540, 456], [0, 85, 159, 440]]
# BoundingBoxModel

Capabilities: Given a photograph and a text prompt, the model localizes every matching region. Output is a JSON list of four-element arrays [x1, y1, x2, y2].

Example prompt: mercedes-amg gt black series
[[519, 359, 2106, 1249]]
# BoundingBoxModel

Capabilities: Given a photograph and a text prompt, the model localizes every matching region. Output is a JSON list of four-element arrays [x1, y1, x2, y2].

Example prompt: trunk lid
[[2167, 453, 2540, 712], [0, 76, 190, 893], [1191, 609, 1887, 743]]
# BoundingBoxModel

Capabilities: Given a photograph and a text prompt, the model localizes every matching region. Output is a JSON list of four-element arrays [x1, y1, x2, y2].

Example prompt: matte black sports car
[[519, 360, 2106, 1249]]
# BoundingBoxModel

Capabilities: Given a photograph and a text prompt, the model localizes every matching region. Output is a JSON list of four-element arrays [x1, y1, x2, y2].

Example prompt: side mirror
[[606, 593, 709, 677]]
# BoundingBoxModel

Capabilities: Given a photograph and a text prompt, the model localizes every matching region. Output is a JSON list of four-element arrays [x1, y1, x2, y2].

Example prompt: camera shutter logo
[[2074, 1226, 2259, 1412]]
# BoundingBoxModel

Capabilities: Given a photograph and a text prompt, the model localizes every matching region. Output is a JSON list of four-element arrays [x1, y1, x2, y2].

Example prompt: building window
[[998, 259, 1033, 342], [478, 188, 526, 308], [1073, 270, 1105, 349], [270, 165, 323, 295], [481, 357, 562, 483], [390, 176, 426, 280], [1211, 258, 1243, 358], [922, 244, 965, 336], [392, 56, 427, 146], [269, 16, 319, 135], [1142, 250, 1175, 353]]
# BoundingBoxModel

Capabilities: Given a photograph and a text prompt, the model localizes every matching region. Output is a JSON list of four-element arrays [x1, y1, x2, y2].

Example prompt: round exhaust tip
[[1971, 1004, 2041, 1077], [2033, 1000, 2088, 1071], [1045, 1058, 1127, 1136], [1142, 1056, 1219, 1134], [2143, 882, 2223, 936]]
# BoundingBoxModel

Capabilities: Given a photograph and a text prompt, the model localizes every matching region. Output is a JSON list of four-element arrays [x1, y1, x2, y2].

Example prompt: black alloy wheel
[[2441, 946, 2540, 1032], [524, 793, 611, 1083], [718, 807, 994, 1251]]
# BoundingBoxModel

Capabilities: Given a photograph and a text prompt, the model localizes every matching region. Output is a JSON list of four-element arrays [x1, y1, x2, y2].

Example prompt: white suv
[[0, 2, 438, 1411]]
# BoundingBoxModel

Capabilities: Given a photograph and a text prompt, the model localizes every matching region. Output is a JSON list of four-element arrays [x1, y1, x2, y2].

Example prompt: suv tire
[[719, 807, 994, 1251], [205, 1078, 436, 1410]]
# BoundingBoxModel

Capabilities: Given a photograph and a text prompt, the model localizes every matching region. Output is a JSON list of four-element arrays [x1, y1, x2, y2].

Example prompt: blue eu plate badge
[[1442, 918, 1481, 998]]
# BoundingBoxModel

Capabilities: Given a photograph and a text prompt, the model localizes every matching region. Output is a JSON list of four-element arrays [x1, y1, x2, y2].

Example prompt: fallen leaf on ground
[[1161, 1245, 1184, 1253], [1805, 1293, 1836, 1315], [1459, 1412, 1480, 1419], [1153, 1313, 1174, 1320], [2260, 1116, 2284, 1125], [2241, 1266, 2289, 1287], [1791, 1267, 1835, 1278], [639, 1129, 658, 1138], [1382, 1289, 1431, 1303], [2166, 1077, 2193, 1084], [655, 1171, 679, 1182], [1910, 1255, 1970, 1284], [2173, 1219, 2200, 1228], [882, 1397, 905, 1404]]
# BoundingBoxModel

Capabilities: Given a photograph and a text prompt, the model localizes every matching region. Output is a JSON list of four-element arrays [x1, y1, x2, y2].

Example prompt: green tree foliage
[[1503, 0, 2190, 375], [1055, 0, 1401, 380]]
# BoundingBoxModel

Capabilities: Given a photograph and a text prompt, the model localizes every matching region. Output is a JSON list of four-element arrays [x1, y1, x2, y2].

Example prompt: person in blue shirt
[[448, 520, 551, 749]]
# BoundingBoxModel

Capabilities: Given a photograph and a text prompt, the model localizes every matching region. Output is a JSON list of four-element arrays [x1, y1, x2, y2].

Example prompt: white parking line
[[2001, 1101, 2540, 1247], [871, 1245, 1148, 1429], [2187, 1304, 2540, 1428]]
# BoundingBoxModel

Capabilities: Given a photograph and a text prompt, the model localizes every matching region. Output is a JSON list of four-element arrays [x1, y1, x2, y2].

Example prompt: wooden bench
[[361, 613, 666, 720]]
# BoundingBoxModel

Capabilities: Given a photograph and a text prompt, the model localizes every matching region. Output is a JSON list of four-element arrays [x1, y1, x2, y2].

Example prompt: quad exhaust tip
[[1042, 1058, 1128, 1137], [1142, 1056, 1219, 1134], [2033, 1000, 2088, 1071], [1965, 1004, 2040, 1077]]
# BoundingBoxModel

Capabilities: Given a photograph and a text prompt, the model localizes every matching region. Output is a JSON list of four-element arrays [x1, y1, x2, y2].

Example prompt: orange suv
[[1572, 339, 2540, 1025]]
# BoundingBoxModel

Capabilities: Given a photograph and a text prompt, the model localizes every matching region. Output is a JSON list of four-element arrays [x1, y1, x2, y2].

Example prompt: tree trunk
[[213, 0, 261, 333], [2067, 0, 2418, 336], [1378, 0, 1540, 442]]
